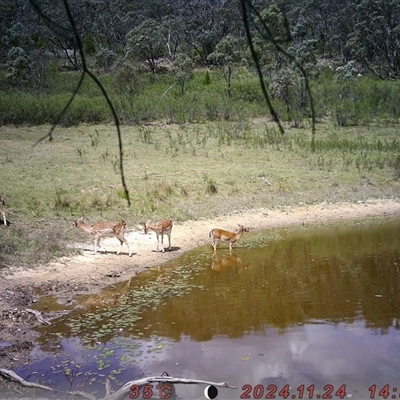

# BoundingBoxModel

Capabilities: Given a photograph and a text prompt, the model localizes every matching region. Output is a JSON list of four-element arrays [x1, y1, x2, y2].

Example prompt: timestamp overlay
[[11, 219, 400, 400]]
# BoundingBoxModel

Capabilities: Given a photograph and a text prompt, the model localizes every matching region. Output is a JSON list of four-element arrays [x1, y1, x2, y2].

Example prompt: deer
[[209, 224, 249, 253], [142, 218, 173, 252], [0, 196, 13, 226], [72, 217, 132, 256]]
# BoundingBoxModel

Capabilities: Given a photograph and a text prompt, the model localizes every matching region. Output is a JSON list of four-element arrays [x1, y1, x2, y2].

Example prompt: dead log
[[0, 369, 54, 391], [99, 375, 237, 400], [0, 368, 236, 400], [0, 368, 95, 400]]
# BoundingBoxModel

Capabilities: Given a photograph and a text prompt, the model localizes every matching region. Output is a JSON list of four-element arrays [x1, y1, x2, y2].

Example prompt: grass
[[0, 119, 399, 269]]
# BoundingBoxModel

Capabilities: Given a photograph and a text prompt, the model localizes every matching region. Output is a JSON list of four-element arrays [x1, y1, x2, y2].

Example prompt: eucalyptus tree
[[0, 0, 38, 62], [161, 15, 186, 65], [253, 4, 291, 75], [5, 46, 34, 88], [90, 0, 136, 52], [26, 0, 98, 70], [178, 0, 228, 65], [207, 34, 246, 97], [125, 18, 166, 73], [290, 0, 353, 61], [170, 53, 193, 95], [348, 0, 400, 79], [218, 0, 247, 39]]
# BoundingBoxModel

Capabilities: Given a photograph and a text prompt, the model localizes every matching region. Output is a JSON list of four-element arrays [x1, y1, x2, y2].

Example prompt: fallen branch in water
[[0, 368, 96, 400], [0, 368, 236, 400], [26, 308, 51, 325], [0, 369, 54, 391], [100, 375, 237, 400]]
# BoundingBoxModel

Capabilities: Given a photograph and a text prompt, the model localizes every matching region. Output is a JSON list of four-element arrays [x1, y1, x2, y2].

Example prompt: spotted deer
[[142, 218, 173, 252], [72, 217, 132, 256], [209, 224, 249, 253]]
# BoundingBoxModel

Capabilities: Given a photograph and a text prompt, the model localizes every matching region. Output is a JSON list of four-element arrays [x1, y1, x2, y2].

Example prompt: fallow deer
[[72, 217, 132, 256], [142, 218, 173, 252], [209, 224, 249, 253]]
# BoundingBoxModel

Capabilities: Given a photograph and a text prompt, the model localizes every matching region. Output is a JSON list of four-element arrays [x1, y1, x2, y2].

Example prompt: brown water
[[7, 218, 400, 399]]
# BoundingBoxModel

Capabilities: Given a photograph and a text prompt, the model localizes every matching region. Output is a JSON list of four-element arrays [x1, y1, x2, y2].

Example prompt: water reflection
[[211, 253, 246, 272], [11, 218, 400, 398]]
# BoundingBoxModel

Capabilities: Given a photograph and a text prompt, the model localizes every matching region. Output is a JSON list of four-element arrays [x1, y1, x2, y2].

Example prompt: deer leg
[[116, 238, 123, 255], [117, 236, 132, 257], [93, 237, 98, 254], [167, 232, 171, 250], [160, 233, 165, 253], [155, 233, 160, 252], [95, 236, 106, 254], [1, 211, 6, 226], [212, 238, 219, 252], [125, 239, 132, 257]]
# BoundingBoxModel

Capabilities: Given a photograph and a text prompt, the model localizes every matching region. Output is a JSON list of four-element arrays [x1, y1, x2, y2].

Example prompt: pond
[[5, 218, 400, 399]]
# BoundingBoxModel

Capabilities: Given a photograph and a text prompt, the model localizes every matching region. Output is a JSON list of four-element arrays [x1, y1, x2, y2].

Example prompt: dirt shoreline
[[1, 198, 400, 369]]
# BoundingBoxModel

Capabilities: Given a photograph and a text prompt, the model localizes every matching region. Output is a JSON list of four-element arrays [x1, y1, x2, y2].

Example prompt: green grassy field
[[1, 119, 400, 268]]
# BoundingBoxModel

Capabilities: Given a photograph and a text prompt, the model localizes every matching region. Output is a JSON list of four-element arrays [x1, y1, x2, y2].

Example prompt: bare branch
[[0, 369, 236, 400], [100, 375, 237, 400], [0, 369, 54, 392], [25, 308, 51, 325]]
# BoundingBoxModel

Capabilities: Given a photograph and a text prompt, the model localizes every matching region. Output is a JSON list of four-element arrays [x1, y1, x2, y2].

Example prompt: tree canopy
[[0, 0, 399, 80]]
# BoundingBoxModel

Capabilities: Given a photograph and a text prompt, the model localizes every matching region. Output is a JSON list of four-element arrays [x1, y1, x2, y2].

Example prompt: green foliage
[[170, 54, 193, 95], [125, 19, 165, 73], [203, 70, 211, 85], [1, 65, 400, 127], [208, 34, 245, 97], [347, 0, 400, 79], [334, 61, 359, 82], [95, 48, 117, 73], [6, 47, 34, 88], [83, 35, 96, 55]]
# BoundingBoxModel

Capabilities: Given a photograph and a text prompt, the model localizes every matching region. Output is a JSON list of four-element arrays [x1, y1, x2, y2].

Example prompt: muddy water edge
[[1, 217, 400, 399]]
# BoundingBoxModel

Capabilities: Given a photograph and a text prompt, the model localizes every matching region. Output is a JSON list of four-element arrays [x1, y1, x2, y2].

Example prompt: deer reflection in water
[[211, 253, 247, 272]]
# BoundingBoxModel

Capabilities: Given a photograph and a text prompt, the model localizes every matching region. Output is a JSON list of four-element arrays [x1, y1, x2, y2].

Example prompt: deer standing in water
[[209, 224, 249, 253], [72, 217, 132, 256], [142, 218, 173, 252]]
